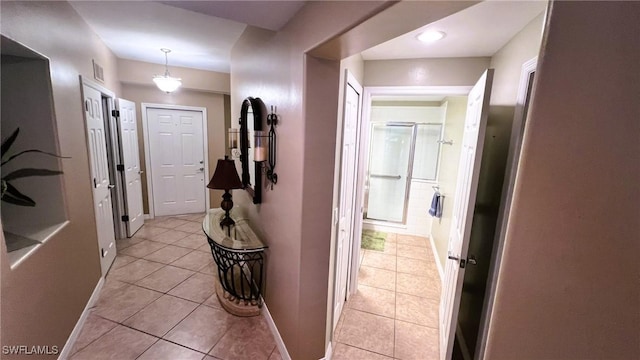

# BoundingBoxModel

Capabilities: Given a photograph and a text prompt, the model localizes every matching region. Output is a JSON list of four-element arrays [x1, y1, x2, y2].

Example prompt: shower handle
[[370, 174, 402, 180]]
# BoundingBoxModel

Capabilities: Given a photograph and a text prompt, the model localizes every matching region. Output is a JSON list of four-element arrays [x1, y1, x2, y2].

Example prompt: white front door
[[440, 69, 494, 359], [116, 98, 144, 236], [334, 72, 363, 329], [83, 85, 116, 276], [146, 108, 206, 216]]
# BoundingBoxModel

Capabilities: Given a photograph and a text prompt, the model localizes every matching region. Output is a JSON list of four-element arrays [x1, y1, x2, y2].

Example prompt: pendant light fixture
[[153, 48, 182, 93]]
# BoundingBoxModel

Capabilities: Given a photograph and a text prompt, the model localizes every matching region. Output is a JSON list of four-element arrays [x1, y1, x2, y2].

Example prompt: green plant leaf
[[1, 128, 20, 160], [2, 182, 36, 206], [3, 168, 64, 181], [1, 149, 70, 166]]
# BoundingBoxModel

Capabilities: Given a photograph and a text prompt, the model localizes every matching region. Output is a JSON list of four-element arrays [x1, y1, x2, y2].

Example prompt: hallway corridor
[[333, 233, 441, 359], [68, 214, 280, 360]]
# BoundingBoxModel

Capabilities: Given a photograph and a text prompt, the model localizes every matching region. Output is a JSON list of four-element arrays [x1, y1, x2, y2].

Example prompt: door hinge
[[116, 164, 125, 172], [112, 110, 120, 117], [101, 248, 106, 258], [121, 215, 129, 222]]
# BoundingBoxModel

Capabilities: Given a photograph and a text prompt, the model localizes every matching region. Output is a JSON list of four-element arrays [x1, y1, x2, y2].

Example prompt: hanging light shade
[[153, 48, 182, 93]]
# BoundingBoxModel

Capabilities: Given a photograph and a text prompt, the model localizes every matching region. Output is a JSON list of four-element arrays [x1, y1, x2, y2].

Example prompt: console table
[[203, 208, 267, 316]]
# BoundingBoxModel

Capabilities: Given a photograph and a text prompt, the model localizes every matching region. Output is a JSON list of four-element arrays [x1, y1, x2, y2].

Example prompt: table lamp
[[207, 156, 243, 230]]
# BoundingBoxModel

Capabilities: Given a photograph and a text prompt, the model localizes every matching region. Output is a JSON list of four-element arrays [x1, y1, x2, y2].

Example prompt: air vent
[[92, 59, 104, 83]]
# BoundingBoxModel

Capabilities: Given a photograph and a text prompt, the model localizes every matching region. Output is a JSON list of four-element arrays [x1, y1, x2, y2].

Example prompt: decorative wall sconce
[[228, 128, 241, 158], [254, 106, 278, 188]]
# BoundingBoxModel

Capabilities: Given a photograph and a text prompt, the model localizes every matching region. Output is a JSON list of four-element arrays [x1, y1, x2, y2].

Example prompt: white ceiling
[[69, 1, 303, 73], [361, 1, 547, 60], [70, 1, 545, 75]]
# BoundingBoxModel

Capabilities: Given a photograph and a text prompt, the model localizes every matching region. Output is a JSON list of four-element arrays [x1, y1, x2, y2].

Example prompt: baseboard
[[322, 341, 333, 360], [428, 233, 444, 281], [144, 214, 152, 220], [261, 299, 291, 360], [58, 276, 105, 360]]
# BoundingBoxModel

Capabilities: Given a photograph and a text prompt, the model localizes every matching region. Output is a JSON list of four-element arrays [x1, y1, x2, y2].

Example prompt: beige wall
[[486, 1, 640, 358], [364, 57, 491, 87], [430, 96, 467, 268], [118, 58, 230, 94], [120, 83, 227, 213], [230, 1, 478, 357], [0, 2, 119, 358]]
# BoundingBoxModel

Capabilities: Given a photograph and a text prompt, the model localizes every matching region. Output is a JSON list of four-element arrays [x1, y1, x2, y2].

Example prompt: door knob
[[199, 167, 204, 172], [467, 255, 477, 266], [138, 170, 144, 175], [108, 184, 115, 189]]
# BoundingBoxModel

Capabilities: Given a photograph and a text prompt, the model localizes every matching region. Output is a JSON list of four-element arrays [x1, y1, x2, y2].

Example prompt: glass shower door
[[365, 123, 414, 223]]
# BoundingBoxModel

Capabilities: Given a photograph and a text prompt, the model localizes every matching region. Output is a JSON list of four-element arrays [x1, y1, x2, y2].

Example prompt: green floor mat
[[361, 230, 387, 251]]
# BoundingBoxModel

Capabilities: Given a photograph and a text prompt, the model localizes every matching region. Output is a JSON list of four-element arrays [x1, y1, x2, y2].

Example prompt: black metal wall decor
[[265, 106, 278, 188]]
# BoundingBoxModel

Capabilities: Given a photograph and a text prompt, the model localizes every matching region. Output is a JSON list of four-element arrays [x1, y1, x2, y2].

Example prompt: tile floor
[[333, 232, 442, 360], [69, 213, 281, 360]]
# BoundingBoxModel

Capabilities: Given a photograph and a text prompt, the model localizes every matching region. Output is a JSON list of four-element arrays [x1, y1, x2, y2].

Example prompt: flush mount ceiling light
[[153, 48, 182, 93], [417, 30, 446, 43]]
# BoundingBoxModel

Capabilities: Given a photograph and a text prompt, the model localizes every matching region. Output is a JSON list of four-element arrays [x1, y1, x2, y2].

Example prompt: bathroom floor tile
[[174, 221, 204, 233], [152, 218, 192, 230], [396, 244, 432, 261], [332, 343, 393, 360], [397, 257, 433, 276], [396, 234, 427, 247], [134, 225, 170, 239], [336, 308, 394, 357], [362, 251, 397, 271], [358, 265, 396, 291], [394, 320, 439, 360], [396, 272, 440, 300], [395, 293, 438, 328], [347, 284, 395, 318]]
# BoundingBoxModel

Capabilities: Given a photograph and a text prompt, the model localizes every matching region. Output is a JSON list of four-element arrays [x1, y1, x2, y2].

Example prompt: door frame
[[348, 85, 471, 295], [80, 77, 128, 241], [476, 57, 538, 360], [141, 103, 210, 219]]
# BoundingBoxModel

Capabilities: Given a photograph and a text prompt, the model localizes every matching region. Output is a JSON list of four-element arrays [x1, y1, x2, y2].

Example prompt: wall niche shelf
[[1, 35, 68, 268]]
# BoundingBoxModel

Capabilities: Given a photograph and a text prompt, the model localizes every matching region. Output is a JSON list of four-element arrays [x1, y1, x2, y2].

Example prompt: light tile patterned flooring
[[70, 213, 281, 360], [333, 233, 441, 360]]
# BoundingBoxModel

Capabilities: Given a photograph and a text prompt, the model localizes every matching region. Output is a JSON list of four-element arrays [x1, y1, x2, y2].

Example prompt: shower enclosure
[[364, 122, 443, 224]]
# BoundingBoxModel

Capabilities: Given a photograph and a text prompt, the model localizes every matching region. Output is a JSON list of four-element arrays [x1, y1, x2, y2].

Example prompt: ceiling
[[70, 1, 545, 74], [361, 1, 547, 60], [69, 1, 305, 73]]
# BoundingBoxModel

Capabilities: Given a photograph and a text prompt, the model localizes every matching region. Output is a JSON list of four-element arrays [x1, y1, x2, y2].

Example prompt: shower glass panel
[[365, 124, 414, 223], [412, 124, 443, 181]]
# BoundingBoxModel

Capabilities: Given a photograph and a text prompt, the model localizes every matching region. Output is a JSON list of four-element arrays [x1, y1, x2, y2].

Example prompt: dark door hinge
[[121, 215, 129, 222], [112, 110, 120, 117], [116, 164, 125, 172]]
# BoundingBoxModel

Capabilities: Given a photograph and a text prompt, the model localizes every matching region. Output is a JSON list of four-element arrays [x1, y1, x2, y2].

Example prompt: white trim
[[429, 233, 444, 281], [261, 300, 291, 360], [323, 341, 333, 360], [144, 214, 152, 220], [141, 103, 210, 218], [58, 277, 105, 360], [476, 57, 538, 360], [81, 77, 116, 98]]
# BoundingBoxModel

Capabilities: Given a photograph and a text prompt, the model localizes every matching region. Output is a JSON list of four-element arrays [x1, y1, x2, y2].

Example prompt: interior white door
[[334, 75, 362, 330], [83, 85, 116, 276], [116, 99, 144, 236], [147, 108, 206, 216], [440, 69, 494, 359]]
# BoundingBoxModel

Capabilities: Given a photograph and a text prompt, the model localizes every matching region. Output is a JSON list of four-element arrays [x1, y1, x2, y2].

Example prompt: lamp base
[[220, 190, 235, 235]]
